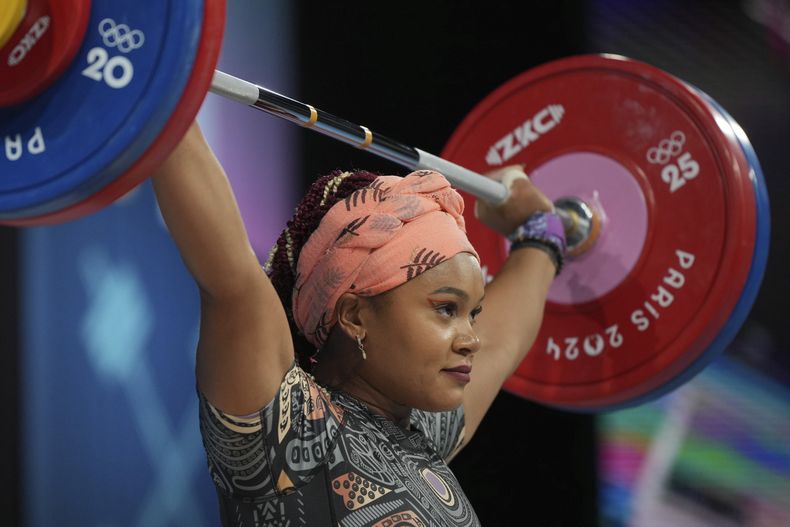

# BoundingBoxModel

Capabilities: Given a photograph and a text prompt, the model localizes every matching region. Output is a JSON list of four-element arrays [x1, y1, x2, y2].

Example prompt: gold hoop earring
[[356, 335, 367, 360]]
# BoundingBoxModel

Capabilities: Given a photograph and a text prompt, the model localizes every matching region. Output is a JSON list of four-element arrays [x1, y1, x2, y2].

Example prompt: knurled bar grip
[[209, 70, 510, 204]]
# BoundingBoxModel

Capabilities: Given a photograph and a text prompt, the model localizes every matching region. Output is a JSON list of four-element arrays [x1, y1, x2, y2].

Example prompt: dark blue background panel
[[22, 183, 217, 525]]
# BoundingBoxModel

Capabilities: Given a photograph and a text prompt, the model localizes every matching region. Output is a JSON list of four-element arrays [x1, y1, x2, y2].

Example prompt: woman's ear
[[334, 293, 367, 339]]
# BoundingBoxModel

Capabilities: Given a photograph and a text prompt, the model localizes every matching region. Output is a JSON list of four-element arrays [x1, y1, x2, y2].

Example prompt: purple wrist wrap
[[507, 212, 567, 275]]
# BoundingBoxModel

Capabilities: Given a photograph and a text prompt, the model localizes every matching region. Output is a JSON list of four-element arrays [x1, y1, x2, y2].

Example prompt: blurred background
[[1, 0, 789, 525]]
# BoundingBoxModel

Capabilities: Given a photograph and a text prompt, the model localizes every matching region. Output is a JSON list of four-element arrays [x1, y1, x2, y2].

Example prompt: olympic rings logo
[[646, 131, 685, 165], [98, 18, 145, 54]]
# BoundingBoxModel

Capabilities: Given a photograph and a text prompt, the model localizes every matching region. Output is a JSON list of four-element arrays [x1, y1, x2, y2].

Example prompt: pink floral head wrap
[[293, 170, 479, 348]]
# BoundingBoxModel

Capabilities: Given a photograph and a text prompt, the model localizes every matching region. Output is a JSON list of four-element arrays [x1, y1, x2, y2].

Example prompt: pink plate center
[[530, 152, 648, 305]]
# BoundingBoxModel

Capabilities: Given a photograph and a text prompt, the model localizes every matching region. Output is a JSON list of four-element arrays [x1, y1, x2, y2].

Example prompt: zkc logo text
[[485, 104, 565, 165]]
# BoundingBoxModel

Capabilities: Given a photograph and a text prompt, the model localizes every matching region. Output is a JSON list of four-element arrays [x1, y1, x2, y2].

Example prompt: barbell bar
[[210, 70, 510, 205], [208, 69, 599, 253]]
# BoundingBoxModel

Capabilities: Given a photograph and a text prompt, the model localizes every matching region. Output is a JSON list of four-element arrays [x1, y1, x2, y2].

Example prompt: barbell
[[0, 0, 770, 412]]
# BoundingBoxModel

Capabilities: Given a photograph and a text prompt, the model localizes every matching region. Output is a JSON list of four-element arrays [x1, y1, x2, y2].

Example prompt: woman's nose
[[454, 330, 481, 355]]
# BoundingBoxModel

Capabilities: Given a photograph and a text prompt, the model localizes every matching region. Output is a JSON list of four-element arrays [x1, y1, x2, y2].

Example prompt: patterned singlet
[[199, 363, 481, 526]]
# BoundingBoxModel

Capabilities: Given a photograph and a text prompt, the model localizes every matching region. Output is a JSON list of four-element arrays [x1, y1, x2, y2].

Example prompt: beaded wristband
[[507, 212, 567, 275]]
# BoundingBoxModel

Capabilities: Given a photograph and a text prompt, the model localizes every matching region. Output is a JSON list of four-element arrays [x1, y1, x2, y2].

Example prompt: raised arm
[[151, 123, 293, 415], [459, 168, 557, 444]]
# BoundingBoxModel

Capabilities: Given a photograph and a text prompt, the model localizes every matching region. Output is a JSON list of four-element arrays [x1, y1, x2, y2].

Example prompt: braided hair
[[265, 169, 379, 371]]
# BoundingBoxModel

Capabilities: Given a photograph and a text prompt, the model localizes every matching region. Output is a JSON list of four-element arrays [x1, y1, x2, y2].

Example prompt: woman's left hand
[[473, 165, 554, 236]]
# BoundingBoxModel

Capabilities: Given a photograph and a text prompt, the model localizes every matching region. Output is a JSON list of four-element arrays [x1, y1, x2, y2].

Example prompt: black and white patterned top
[[199, 363, 481, 526]]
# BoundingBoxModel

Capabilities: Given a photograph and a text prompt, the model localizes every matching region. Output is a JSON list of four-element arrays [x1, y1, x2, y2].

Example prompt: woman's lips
[[442, 365, 472, 383]]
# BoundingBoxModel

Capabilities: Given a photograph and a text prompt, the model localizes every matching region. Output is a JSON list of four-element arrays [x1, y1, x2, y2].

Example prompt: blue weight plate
[[0, 0, 205, 219], [594, 88, 771, 412]]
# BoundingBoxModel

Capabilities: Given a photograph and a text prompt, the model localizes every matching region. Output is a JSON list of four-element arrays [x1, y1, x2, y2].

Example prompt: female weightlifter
[[151, 122, 564, 526]]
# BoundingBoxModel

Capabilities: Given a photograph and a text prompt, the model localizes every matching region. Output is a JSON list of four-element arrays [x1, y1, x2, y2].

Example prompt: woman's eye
[[435, 303, 457, 316], [471, 306, 483, 321]]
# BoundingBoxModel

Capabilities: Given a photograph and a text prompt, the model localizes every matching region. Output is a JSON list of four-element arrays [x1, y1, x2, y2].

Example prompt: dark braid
[[266, 169, 379, 371]]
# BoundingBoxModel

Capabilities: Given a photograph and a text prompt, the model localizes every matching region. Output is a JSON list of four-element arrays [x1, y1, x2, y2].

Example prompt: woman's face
[[359, 252, 485, 412]]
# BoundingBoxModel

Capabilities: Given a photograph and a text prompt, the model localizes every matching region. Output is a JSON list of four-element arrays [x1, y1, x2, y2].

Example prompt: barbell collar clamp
[[553, 197, 602, 257]]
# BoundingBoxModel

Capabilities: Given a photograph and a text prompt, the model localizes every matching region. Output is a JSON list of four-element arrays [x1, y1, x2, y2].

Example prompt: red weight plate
[[442, 55, 756, 410], [0, 0, 91, 106], [7, 0, 226, 225]]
